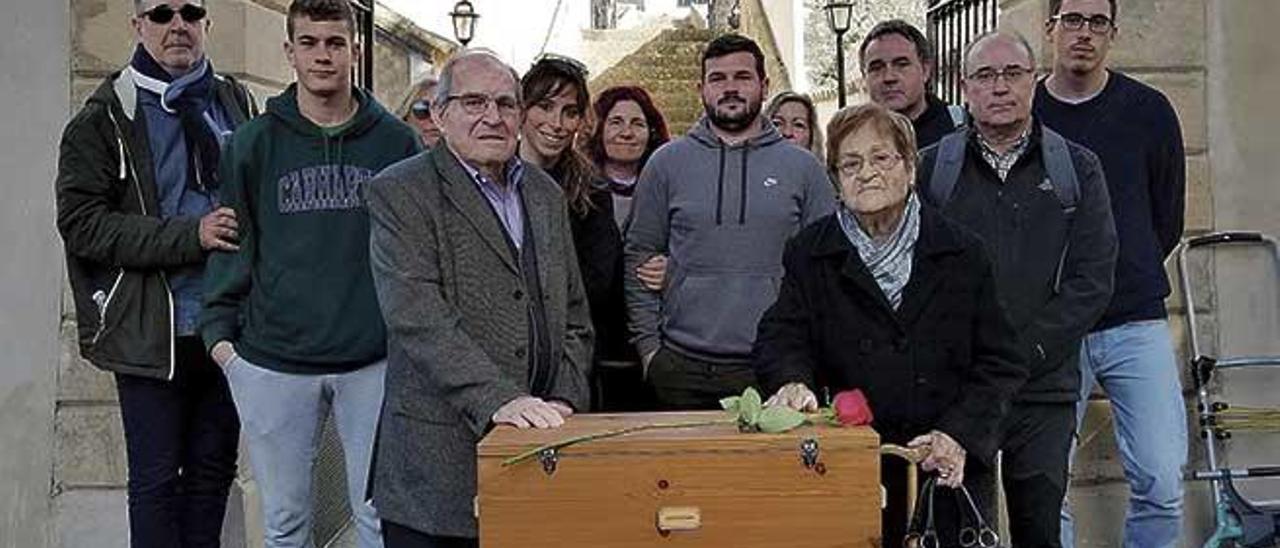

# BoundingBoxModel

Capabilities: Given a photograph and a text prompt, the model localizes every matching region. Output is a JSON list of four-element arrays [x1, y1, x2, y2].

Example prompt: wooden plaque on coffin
[[477, 411, 882, 547]]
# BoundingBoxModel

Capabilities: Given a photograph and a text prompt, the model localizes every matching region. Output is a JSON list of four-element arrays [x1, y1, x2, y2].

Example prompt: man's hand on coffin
[[908, 430, 967, 488], [546, 399, 574, 418], [765, 382, 819, 412], [492, 396, 566, 429]]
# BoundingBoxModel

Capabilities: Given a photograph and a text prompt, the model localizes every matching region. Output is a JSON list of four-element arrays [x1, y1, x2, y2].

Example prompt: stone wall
[[1202, 0, 1280, 518], [56, 2, 448, 546]]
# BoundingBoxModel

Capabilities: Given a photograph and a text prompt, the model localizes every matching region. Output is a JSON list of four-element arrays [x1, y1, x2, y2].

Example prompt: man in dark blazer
[[363, 49, 593, 548]]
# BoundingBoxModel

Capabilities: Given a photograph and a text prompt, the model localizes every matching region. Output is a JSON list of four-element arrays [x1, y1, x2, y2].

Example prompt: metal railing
[[351, 0, 375, 91], [926, 0, 998, 104]]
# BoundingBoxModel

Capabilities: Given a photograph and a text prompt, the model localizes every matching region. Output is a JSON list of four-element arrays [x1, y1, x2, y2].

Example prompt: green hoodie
[[202, 85, 421, 373]]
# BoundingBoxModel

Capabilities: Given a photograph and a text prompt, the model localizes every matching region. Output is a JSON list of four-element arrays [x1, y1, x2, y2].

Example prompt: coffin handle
[[656, 506, 702, 533]]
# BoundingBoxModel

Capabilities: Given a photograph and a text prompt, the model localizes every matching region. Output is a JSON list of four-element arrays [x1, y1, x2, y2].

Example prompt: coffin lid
[[478, 411, 880, 459]]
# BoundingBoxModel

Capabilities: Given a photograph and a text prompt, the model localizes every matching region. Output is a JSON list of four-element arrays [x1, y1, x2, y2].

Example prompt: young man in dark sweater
[[1034, 1, 1188, 546], [200, 2, 419, 547], [859, 19, 964, 149]]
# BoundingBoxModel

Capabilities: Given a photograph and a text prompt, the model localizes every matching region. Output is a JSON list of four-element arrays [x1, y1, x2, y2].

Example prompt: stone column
[[0, 2, 70, 547]]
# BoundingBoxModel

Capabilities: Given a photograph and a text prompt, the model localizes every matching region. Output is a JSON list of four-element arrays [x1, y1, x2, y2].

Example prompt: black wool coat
[[753, 205, 1028, 464]]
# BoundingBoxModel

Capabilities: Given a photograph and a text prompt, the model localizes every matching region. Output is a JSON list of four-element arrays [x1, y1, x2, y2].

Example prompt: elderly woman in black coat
[[753, 103, 1027, 547]]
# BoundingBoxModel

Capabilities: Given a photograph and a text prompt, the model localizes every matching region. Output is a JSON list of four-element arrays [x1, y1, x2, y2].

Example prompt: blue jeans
[[1060, 319, 1187, 548], [224, 356, 386, 548]]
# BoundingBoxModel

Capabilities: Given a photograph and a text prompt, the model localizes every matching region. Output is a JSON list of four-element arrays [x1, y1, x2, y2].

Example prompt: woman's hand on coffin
[[765, 382, 819, 412]]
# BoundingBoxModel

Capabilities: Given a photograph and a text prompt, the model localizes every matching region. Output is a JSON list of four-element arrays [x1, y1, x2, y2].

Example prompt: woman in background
[[586, 85, 670, 230], [396, 75, 440, 148], [766, 91, 824, 162], [519, 56, 645, 411]]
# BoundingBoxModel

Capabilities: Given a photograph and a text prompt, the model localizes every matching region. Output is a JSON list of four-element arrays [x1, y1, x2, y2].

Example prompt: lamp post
[[824, 1, 853, 108], [450, 0, 479, 47]]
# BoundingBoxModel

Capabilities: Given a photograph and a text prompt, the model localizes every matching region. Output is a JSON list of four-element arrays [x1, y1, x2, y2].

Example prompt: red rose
[[833, 389, 874, 426]]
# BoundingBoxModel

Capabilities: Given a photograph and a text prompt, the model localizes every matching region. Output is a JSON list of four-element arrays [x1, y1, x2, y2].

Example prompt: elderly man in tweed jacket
[[363, 49, 593, 548]]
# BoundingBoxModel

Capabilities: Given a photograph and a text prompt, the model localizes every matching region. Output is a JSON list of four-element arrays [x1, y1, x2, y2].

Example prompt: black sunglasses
[[141, 3, 207, 25], [410, 99, 432, 120]]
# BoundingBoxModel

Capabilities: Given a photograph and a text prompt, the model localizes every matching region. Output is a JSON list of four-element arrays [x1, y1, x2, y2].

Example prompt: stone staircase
[[589, 26, 715, 136]]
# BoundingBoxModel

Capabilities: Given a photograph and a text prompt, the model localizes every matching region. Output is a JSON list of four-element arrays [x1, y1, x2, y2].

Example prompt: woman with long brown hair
[[519, 55, 638, 410]]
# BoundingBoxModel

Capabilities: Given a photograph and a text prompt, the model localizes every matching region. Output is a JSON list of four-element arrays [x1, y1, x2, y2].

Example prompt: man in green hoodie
[[200, 2, 420, 547]]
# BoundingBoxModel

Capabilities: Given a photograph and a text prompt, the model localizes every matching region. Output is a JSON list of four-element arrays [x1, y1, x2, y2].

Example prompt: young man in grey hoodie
[[625, 34, 837, 410]]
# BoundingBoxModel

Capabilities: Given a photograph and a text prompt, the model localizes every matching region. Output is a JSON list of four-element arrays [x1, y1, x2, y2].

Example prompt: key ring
[[956, 484, 1000, 547], [905, 476, 939, 548]]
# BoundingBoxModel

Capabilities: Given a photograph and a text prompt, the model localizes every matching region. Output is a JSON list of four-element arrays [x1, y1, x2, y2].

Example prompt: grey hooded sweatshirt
[[625, 116, 836, 363]]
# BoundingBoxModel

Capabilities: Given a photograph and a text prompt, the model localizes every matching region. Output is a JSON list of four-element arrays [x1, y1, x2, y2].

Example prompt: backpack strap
[[947, 104, 967, 129], [1039, 125, 1081, 294], [1039, 126, 1079, 215], [926, 129, 969, 207]]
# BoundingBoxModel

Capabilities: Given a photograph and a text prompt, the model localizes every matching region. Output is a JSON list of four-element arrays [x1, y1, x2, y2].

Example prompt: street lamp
[[450, 0, 479, 47], [824, 1, 853, 108]]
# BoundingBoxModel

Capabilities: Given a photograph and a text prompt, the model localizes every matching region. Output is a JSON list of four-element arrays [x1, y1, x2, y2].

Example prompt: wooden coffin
[[477, 411, 882, 547]]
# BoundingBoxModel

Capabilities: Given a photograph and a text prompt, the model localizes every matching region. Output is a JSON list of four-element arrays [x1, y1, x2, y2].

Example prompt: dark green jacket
[[201, 85, 421, 373], [56, 68, 255, 380]]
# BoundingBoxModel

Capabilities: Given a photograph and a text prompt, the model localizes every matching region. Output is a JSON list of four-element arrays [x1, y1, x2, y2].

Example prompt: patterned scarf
[[129, 44, 224, 193], [837, 192, 922, 310]]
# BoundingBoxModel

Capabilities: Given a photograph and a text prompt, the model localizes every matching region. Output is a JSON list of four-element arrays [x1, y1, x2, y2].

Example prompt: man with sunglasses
[[200, 1, 420, 547], [55, 1, 256, 546], [916, 30, 1117, 547], [364, 49, 591, 548], [1034, 1, 1189, 546]]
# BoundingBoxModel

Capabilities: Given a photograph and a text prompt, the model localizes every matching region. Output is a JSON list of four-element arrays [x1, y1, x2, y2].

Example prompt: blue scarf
[[129, 44, 223, 193]]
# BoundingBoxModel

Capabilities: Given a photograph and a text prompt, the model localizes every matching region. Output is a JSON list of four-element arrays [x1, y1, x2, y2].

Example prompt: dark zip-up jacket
[[56, 68, 255, 380], [914, 93, 965, 150], [916, 123, 1117, 402], [624, 116, 836, 363]]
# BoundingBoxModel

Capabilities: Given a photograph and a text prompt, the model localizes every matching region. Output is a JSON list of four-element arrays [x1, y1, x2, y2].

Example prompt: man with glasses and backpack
[[916, 30, 1117, 547]]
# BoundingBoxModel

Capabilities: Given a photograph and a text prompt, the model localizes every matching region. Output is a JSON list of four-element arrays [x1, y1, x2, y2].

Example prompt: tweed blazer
[[365, 143, 593, 537]]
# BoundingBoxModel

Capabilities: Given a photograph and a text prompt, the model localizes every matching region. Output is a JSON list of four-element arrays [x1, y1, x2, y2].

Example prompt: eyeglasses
[[1050, 12, 1114, 34], [446, 93, 521, 117], [965, 66, 1033, 87], [837, 151, 902, 178], [410, 99, 432, 120], [532, 53, 589, 79], [140, 3, 207, 25]]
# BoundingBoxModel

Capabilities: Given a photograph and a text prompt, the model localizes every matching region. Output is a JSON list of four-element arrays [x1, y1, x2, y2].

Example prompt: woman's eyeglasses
[[410, 100, 432, 121]]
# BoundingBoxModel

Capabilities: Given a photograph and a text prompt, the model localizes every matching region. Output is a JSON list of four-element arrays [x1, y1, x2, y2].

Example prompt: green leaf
[[741, 387, 763, 425], [818, 407, 840, 426], [720, 396, 741, 413], [757, 405, 807, 433]]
